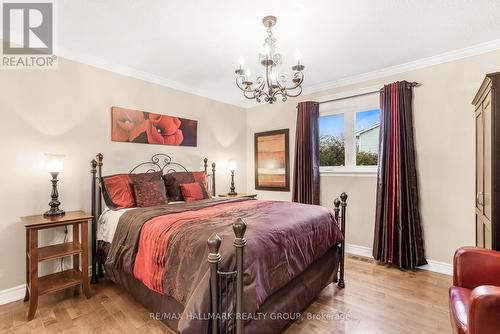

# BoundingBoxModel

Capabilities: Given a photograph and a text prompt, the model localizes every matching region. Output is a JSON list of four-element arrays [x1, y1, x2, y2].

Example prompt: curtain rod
[[317, 82, 420, 105]]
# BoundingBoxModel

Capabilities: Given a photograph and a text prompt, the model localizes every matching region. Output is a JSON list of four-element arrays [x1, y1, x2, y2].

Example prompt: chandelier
[[235, 15, 305, 104]]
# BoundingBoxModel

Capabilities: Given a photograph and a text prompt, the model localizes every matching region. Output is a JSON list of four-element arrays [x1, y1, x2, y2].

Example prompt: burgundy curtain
[[373, 81, 427, 269], [292, 101, 320, 205]]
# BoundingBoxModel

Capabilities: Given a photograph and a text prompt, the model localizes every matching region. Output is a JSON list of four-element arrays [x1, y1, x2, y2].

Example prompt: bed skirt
[[101, 242, 340, 334]]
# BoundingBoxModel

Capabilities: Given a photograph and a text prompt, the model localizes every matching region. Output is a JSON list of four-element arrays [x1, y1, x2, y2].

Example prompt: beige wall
[[0, 58, 247, 291], [3, 47, 500, 293], [247, 48, 500, 264]]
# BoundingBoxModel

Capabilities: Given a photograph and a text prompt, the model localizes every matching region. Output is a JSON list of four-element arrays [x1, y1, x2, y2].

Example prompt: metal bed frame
[[89, 153, 347, 334]]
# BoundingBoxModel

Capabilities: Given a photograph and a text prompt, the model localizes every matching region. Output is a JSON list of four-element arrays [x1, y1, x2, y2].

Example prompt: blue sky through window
[[319, 114, 344, 137], [356, 109, 381, 133], [319, 109, 380, 137]]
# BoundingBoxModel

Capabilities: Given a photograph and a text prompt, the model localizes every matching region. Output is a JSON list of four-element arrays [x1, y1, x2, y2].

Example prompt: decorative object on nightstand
[[228, 160, 237, 195], [43, 153, 65, 217], [21, 211, 92, 320]]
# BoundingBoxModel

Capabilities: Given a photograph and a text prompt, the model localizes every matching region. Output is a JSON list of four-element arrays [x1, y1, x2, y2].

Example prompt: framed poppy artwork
[[111, 107, 197, 147], [254, 129, 290, 191]]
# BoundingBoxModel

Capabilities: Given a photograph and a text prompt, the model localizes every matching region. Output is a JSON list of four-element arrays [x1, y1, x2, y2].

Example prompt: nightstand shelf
[[21, 210, 92, 320], [38, 242, 82, 262], [38, 269, 82, 295]]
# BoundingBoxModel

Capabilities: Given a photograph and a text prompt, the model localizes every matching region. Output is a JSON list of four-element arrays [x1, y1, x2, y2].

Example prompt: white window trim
[[319, 90, 380, 175], [320, 166, 378, 176]]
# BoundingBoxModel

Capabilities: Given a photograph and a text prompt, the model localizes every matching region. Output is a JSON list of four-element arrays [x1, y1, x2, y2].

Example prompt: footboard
[[207, 193, 348, 334], [333, 192, 348, 288]]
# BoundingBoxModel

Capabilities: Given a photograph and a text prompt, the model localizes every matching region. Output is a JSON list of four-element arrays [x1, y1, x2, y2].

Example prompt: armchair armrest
[[468, 285, 500, 334], [453, 247, 500, 289]]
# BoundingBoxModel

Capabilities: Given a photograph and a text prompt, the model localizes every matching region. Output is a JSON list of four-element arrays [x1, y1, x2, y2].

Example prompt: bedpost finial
[[340, 192, 348, 202], [233, 219, 247, 249], [333, 198, 341, 208], [233, 218, 247, 239], [96, 153, 103, 165], [203, 158, 208, 173], [91, 159, 97, 173], [207, 233, 222, 260], [212, 162, 216, 171]]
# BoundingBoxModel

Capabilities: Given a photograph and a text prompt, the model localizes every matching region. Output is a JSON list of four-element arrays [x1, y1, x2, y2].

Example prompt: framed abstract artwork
[[111, 107, 198, 147], [254, 129, 290, 191]]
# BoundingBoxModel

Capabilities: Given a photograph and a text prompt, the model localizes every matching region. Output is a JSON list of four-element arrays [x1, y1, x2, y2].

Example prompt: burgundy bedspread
[[105, 198, 343, 333]]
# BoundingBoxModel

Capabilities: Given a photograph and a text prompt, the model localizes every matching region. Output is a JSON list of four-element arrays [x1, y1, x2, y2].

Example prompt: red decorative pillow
[[102, 171, 166, 209], [180, 182, 210, 202], [101, 174, 135, 209], [132, 178, 168, 207], [162, 171, 209, 201]]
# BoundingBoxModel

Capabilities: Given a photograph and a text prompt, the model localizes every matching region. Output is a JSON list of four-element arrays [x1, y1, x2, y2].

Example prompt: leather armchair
[[449, 247, 500, 334]]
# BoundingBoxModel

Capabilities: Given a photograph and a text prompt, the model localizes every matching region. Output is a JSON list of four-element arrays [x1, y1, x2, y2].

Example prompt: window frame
[[319, 94, 380, 175]]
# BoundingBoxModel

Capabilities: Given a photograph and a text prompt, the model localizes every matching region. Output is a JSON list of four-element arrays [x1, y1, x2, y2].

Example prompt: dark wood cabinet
[[473, 72, 500, 250]]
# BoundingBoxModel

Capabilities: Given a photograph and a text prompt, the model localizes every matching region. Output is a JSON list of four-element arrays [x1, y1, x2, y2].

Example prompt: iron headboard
[[89, 153, 216, 283]]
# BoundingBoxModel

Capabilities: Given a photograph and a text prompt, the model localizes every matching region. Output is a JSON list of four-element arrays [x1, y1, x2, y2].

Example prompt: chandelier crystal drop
[[235, 15, 305, 104]]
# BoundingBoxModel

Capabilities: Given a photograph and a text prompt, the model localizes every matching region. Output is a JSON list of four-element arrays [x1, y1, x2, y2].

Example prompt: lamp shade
[[45, 153, 65, 173], [228, 160, 237, 172]]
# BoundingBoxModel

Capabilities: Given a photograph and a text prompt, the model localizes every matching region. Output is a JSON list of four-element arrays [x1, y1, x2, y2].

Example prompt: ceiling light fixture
[[235, 15, 305, 104]]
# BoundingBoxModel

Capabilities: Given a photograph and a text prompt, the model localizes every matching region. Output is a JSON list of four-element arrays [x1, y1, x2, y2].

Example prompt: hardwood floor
[[0, 255, 452, 333]]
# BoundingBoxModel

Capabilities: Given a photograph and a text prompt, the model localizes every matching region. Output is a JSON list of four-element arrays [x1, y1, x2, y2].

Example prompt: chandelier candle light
[[235, 15, 305, 104]]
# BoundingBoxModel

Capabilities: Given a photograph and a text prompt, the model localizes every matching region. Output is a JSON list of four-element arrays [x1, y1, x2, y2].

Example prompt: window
[[355, 109, 381, 166], [319, 93, 380, 173], [319, 114, 345, 166]]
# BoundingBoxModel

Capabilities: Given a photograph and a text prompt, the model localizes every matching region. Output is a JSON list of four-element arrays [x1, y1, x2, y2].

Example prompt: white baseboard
[[345, 243, 373, 258], [0, 266, 94, 306], [0, 284, 25, 306], [419, 260, 453, 276], [345, 243, 453, 276], [0, 247, 453, 306]]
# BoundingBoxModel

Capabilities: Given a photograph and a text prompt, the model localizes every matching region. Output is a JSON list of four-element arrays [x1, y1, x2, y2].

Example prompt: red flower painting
[[111, 107, 197, 147]]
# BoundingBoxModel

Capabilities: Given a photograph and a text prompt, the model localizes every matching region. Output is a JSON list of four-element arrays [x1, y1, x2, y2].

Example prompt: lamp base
[[44, 209, 65, 218], [227, 191, 238, 196]]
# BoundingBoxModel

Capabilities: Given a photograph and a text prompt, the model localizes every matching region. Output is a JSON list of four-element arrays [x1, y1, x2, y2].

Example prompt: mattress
[[104, 197, 343, 334], [97, 201, 185, 243]]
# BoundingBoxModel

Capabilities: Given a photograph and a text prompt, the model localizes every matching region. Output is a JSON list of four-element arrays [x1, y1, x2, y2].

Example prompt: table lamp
[[44, 153, 65, 217], [228, 160, 237, 196]]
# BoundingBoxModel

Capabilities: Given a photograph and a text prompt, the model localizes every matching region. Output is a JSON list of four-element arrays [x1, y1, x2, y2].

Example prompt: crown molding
[[57, 38, 500, 110], [56, 47, 247, 109], [303, 38, 500, 95]]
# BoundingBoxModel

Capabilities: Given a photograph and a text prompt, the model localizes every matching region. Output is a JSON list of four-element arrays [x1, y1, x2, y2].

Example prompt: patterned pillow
[[129, 171, 164, 186], [162, 172, 209, 201], [102, 171, 168, 209], [132, 177, 168, 207], [180, 182, 210, 202]]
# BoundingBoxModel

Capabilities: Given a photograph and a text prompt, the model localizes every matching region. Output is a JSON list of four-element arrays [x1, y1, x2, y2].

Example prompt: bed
[[89, 153, 347, 334]]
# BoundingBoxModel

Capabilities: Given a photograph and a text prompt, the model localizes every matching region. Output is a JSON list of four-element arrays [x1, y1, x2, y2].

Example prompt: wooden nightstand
[[218, 193, 257, 199], [21, 210, 92, 320]]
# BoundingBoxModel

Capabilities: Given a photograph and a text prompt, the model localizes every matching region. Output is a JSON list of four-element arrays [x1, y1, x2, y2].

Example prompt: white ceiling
[[56, 0, 500, 107]]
